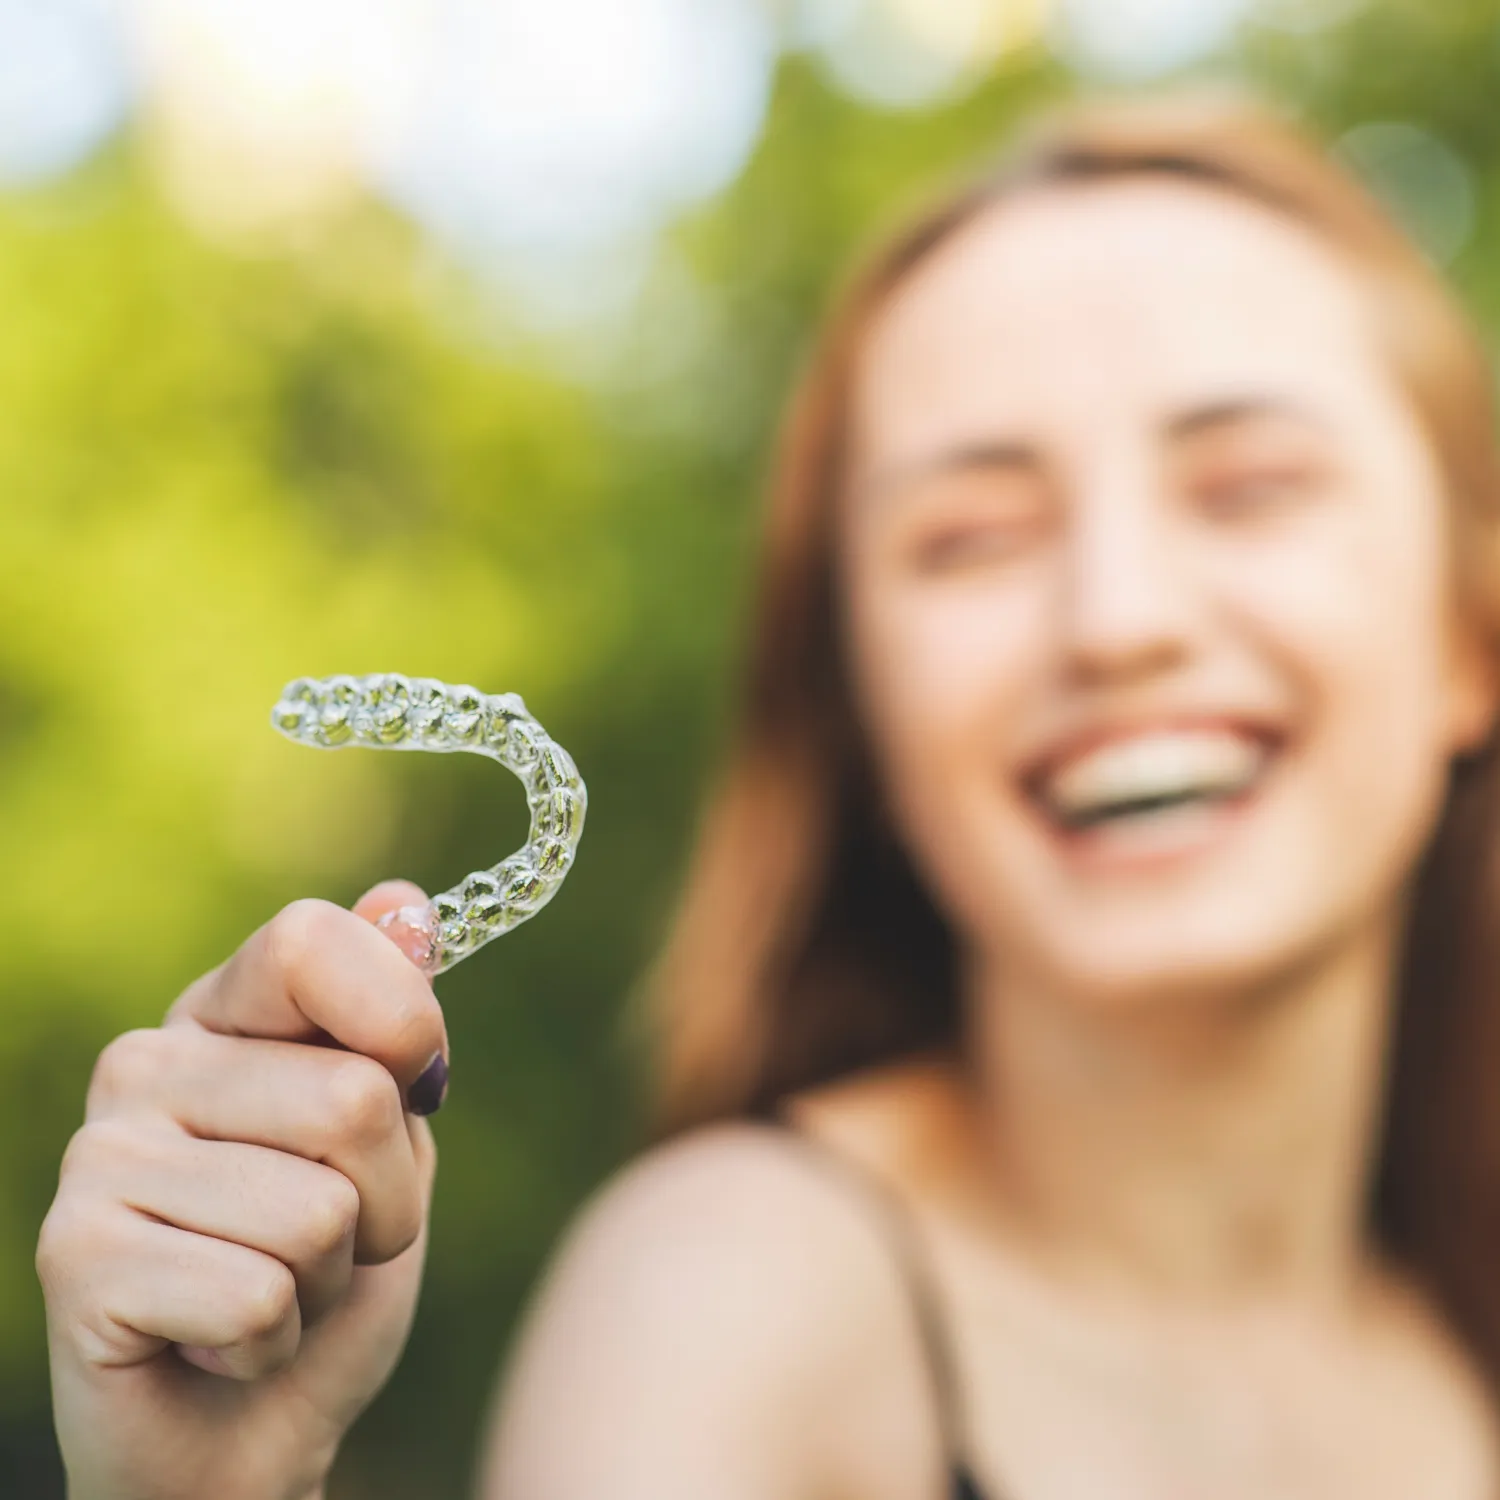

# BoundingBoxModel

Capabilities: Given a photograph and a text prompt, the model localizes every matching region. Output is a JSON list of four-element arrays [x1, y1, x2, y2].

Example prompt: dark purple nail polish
[[407, 1053, 449, 1116]]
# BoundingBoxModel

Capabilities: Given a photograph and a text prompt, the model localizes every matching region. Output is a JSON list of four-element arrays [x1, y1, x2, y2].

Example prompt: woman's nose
[[1057, 482, 1194, 687]]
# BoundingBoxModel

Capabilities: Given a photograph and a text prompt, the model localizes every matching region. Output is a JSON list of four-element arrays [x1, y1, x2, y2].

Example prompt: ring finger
[[99, 1125, 358, 1327]]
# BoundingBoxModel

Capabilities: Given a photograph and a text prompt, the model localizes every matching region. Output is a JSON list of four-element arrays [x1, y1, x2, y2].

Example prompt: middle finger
[[123, 1131, 356, 1326], [87, 1027, 424, 1264]]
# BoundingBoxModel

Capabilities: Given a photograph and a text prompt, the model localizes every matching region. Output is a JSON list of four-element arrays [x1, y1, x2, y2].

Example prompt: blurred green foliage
[[7, 7, 1500, 1495]]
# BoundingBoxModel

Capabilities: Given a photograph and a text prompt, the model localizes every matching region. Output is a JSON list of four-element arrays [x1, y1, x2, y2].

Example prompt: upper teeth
[[1041, 730, 1265, 819]]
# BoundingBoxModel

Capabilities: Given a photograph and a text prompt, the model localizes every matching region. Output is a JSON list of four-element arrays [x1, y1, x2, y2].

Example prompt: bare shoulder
[[564, 1117, 876, 1270], [513, 1116, 921, 1366], [478, 1117, 943, 1500], [537, 1043, 973, 1308]]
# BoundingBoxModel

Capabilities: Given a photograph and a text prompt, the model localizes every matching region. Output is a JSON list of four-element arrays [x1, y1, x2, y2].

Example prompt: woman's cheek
[[854, 581, 1039, 855], [1232, 519, 1453, 874], [870, 579, 1023, 726]]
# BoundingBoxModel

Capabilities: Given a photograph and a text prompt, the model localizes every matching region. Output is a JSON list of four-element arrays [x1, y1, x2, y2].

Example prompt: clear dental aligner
[[271, 673, 587, 976]]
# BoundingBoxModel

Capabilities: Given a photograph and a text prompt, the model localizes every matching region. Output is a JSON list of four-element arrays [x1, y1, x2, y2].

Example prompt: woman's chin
[[1030, 918, 1341, 1017], [980, 885, 1344, 1017]]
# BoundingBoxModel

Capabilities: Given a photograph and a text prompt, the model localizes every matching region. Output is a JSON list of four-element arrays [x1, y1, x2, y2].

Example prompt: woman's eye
[[1196, 465, 1318, 518], [909, 516, 1043, 571]]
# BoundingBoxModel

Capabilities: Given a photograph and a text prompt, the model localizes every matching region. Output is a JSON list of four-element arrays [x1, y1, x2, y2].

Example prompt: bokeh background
[[4, 1, 1500, 1494]]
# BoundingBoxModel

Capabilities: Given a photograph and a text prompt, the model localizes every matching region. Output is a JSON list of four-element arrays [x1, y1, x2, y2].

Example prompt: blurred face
[[838, 179, 1495, 1008]]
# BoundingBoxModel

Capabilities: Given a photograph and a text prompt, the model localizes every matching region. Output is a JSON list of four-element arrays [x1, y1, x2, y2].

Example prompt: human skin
[[37, 881, 443, 1500], [483, 181, 1500, 1499], [38, 179, 1500, 1500], [833, 177, 1499, 1304]]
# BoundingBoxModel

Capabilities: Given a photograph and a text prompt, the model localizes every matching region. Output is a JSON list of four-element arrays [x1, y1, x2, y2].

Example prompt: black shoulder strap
[[952, 1463, 992, 1500], [764, 1107, 976, 1483]]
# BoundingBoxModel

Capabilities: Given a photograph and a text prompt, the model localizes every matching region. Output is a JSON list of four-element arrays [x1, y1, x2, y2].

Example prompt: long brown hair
[[647, 86, 1500, 1381]]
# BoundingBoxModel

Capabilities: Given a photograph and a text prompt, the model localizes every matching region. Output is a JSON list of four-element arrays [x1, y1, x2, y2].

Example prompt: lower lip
[[1033, 771, 1270, 878]]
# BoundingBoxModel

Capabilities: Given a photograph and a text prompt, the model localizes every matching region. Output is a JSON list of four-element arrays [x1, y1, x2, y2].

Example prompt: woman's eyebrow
[[858, 396, 1328, 506], [858, 438, 1040, 508], [1163, 394, 1329, 442]]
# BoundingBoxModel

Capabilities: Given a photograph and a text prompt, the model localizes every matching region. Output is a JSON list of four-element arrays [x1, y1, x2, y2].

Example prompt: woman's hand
[[36, 880, 447, 1500]]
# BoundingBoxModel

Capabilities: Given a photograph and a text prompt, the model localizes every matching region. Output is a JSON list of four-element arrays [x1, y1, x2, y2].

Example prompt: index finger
[[168, 893, 448, 1103]]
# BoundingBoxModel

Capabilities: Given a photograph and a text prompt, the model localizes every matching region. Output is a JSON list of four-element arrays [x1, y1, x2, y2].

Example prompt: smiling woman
[[840, 170, 1480, 986], [622, 86, 1500, 1495], [36, 84, 1500, 1500]]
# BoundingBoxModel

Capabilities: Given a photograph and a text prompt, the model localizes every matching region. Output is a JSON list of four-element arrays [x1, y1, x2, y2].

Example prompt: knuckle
[[381, 989, 422, 1046], [360, 1209, 421, 1265], [88, 1028, 165, 1110], [36, 1197, 110, 1302], [55, 1123, 94, 1184], [34, 1202, 77, 1294], [382, 1191, 424, 1259], [59, 1119, 142, 1182], [236, 1262, 297, 1342], [324, 1056, 402, 1148], [70, 1316, 141, 1369], [384, 993, 442, 1066], [263, 898, 341, 983], [300, 1176, 360, 1260]]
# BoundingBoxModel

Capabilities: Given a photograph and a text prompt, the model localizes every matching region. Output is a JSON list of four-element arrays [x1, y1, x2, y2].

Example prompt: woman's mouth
[[1022, 722, 1283, 869]]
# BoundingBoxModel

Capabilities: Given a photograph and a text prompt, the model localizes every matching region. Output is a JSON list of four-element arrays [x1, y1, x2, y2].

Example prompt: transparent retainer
[[270, 673, 586, 976]]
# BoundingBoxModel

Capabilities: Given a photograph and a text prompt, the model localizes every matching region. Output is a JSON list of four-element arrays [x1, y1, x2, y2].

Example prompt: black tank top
[[765, 1110, 1002, 1500]]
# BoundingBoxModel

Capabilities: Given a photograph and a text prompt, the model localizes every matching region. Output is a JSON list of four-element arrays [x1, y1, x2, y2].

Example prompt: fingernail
[[407, 1052, 449, 1116]]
